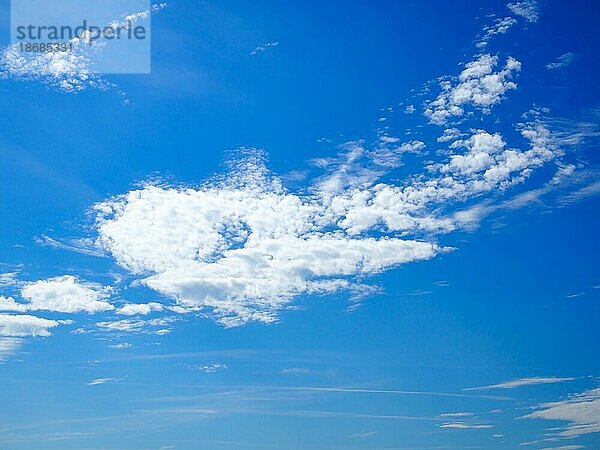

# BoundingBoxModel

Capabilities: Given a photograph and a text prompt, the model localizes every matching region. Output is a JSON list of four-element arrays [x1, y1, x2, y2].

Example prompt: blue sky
[[1, 0, 600, 448]]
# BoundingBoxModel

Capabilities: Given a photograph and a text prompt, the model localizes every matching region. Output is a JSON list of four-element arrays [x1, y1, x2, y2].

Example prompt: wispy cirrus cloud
[[523, 386, 600, 438], [440, 412, 475, 418], [465, 376, 576, 390], [88, 377, 122, 386], [34, 235, 106, 258], [249, 41, 279, 56], [347, 431, 377, 438], [546, 53, 575, 70], [539, 446, 585, 450], [0, 272, 22, 290], [0, 337, 23, 361], [559, 179, 600, 205], [439, 422, 493, 429], [282, 386, 509, 400]]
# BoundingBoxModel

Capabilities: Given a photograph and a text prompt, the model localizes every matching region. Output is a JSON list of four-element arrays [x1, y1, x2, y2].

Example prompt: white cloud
[[96, 317, 175, 334], [404, 104, 415, 114], [0, 3, 167, 92], [0, 337, 23, 361], [250, 41, 279, 56], [441, 131, 507, 175], [546, 53, 575, 70], [335, 122, 561, 236], [195, 363, 228, 373], [540, 446, 585, 450], [523, 387, 600, 437], [379, 136, 400, 144], [34, 235, 105, 257], [559, 180, 600, 205], [371, 139, 426, 167], [0, 314, 61, 337], [109, 342, 132, 349], [145, 234, 439, 327], [88, 377, 121, 386], [437, 126, 557, 186], [439, 422, 493, 429], [71, 327, 91, 335], [280, 367, 311, 375], [466, 376, 575, 390], [478, 16, 517, 47], [507, 1, 539, 22], [440, 412, 475, 418], [424, 54, 521, 124], [0, 0, 585, 338], [90, 110, 570, 328], [347, 431, 377, 438], [487, 17, 517, 36], [0, 275, 113, 314], [437, 128, 463, 143], [0, 41, 107, 92], [117, 2, 167, 25], [400, 140, 426, 153], [0, 272, 21, 288], [116, 302, 164, 316], [94, 154, 442, 327]]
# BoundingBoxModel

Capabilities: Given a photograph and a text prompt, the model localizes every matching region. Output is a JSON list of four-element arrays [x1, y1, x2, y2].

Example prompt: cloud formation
[[0, 314, 63, 337], [94, 157, 442, 327], [196, 363, 228, 373], [439, 422, 493, 429], [540, 446, 584, 450], [0, 337, 23, 361], [541, 444, 585, 450], [546, 53, 575, 70], [88, 377, 121, 386], [0, 42, 106, 92], [0, 3, 167, 92], [466, 376, 575, 390], [477, 17, 517, 48], [0, 276, 113, 314], [89, 107, 565, 328], [250, 41, 279, 56], [96, 317, 174, 335], [109, 342, 132, 349], [83, 41, 572, 329], [0, 0, 594, 340], [116, 302, 164, 316], [524, 387, 600, 437], [507, 1, 539, 22], [424, 54, 521, 124]]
